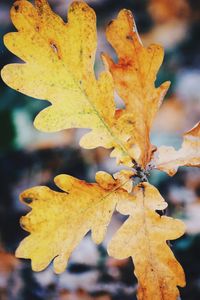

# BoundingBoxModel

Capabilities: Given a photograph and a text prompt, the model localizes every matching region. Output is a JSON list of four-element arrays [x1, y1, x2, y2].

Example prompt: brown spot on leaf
[[108, 20, 114, 26], [50, 41, 62, 59], [126, 35, 133, 41], [14, 4, 19, 12], [127, 120, 135, 125]]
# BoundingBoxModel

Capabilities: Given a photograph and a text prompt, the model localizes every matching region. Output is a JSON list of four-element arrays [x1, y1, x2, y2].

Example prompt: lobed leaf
[[1, 0, 144, 167], [108, 182, 185, 300], [1, 2, 193, 299], [16, 170, 134, 273], [152, 121, 200, 175], [103, 9, 170, 167]]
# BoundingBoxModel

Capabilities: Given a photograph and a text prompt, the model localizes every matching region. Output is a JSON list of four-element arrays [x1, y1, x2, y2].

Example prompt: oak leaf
[[1, 1, 196, 299], [1, 0, 142, 167], [108, 182, 185, 300], [152, 121, 200, 175], [16, 170, 134, 273], [103, 9, 170, 167]]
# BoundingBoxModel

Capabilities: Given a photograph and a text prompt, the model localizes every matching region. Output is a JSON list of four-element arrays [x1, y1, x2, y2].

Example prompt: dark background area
[[0, 0, 200, 299]]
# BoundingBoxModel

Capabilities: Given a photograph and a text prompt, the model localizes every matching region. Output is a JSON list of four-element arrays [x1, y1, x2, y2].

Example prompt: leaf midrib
[[19, 6, 135, 167]]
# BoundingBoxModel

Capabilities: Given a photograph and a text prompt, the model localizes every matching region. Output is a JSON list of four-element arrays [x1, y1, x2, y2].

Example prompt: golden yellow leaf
[[16, 170, 134, 273], [103, 9, 170, 167], [1, 1, 191, 298], [152, 121, 200, 175], [108, 182, 185, 300], [1, 0, 142, 167]]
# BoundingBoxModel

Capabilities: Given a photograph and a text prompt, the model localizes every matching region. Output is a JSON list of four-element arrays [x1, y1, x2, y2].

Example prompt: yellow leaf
[[103, 9, 170, 167], [1, 2, 190, 298], [152, 121, 200, 175], [108, 182, 185, 300], [16, 170, 134, 273], [1, 0, 142, 167]]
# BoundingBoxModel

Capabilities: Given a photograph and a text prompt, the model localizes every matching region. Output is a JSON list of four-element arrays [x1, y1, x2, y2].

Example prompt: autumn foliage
[[1, 0, 200, 299]]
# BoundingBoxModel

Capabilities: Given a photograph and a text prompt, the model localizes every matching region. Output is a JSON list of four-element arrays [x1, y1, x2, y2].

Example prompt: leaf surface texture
[[108, 182, 185, 300], [1, 0, 151, 167], [16, 170, 134, 273], [104, 10, 170, 166]]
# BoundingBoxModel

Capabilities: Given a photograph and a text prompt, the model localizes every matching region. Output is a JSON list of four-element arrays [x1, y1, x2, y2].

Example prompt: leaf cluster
[[1, 1, 200, 299]]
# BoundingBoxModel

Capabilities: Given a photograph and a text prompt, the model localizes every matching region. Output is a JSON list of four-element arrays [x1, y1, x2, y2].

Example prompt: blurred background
[[0, 0, 200, 299]]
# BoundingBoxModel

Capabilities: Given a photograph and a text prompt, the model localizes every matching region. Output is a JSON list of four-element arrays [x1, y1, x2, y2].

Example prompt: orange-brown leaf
[[103, 9, 170, 167]]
